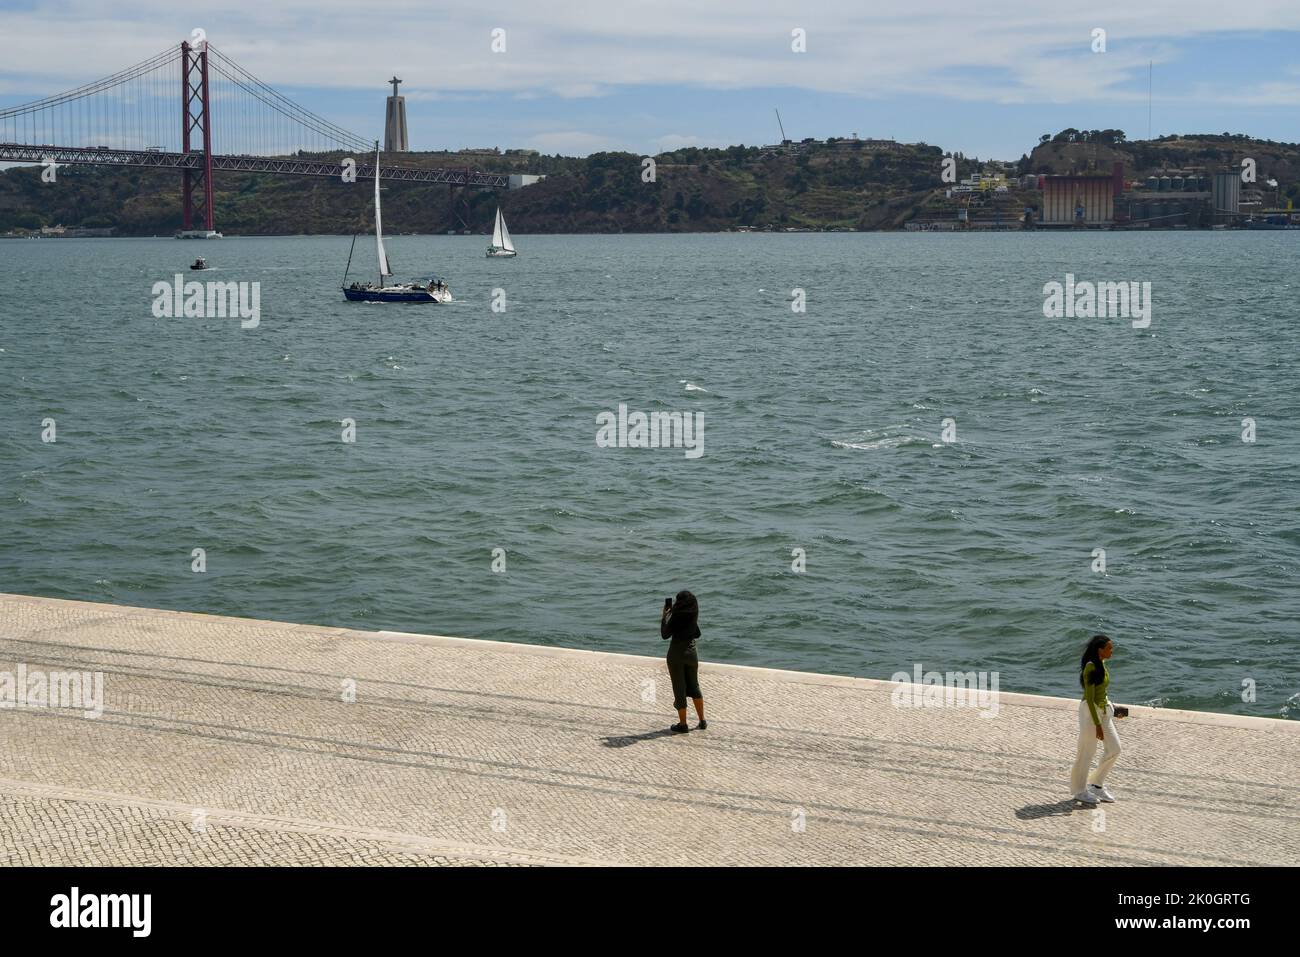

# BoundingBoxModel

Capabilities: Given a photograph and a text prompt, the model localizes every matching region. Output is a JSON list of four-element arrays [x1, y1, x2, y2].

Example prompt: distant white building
[[947, 172, 1010, 196], [508, 174, 546, 190]]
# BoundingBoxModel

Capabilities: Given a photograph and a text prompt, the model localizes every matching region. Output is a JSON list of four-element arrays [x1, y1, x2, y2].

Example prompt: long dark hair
[[673, 590, 699, 625], [1080, 634, 1111, 687]]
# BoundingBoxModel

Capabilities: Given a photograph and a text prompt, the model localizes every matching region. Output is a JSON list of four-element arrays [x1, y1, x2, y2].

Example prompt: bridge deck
[[0, 143, 509, 188]]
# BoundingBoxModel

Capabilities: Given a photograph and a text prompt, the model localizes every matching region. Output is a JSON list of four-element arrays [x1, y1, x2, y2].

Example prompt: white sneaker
[[1089, 784, 1116, 803], [1074, 790, 1099, 805]]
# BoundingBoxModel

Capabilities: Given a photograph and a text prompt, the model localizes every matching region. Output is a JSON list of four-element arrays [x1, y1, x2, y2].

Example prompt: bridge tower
[[179, 39, 217, 236]]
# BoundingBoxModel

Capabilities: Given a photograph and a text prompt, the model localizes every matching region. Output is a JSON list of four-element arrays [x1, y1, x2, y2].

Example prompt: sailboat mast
[[342, 232, 357, 286]]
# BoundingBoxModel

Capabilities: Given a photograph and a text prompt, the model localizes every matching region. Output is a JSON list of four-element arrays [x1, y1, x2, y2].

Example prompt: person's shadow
[[601, 729, 678, 748], [1015, 800, 1082, 820]]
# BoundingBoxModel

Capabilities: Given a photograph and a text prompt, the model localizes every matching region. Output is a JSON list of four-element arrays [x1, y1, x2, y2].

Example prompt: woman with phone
[[1070, 634, 1123, 805], [660, 591, 706, 733]]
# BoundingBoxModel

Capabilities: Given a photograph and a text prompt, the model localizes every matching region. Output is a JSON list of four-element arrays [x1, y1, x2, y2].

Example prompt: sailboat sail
[[491, 208, 505, 249], [486, 206, 517, 257], [374, 145, 391, 278], [499, 211, 514, 252]]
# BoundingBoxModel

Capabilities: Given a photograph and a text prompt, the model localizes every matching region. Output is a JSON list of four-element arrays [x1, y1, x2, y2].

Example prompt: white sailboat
[[486, 207, 517, 257], [342, 142, 452, 302]]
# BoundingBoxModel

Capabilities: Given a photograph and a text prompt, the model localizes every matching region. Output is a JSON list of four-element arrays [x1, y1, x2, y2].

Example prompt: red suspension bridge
[[0, 40, 509, 234]]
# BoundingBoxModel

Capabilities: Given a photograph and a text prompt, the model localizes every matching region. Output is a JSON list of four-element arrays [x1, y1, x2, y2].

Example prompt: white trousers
[[1070, 698, 1121, 795]]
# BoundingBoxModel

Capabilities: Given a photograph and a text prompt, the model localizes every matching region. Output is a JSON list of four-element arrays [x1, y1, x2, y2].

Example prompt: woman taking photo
[[660, 590, 706, 733], [1070, 634, 1123, 805]]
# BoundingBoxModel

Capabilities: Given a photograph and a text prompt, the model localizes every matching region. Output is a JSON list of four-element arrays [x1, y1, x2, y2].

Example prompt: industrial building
[[1212, 171, 1241, 222], [1037, 162, 1261, 228], [1115, 168, 1251, 227], [1039, 165, 1121, 226]]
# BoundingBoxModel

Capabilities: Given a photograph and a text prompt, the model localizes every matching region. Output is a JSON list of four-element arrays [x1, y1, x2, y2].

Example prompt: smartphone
[[664, 597, 673, 608]]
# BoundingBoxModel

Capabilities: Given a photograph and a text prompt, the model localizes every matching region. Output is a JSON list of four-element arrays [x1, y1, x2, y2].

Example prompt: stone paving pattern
[[1, 594, 1297, 866]]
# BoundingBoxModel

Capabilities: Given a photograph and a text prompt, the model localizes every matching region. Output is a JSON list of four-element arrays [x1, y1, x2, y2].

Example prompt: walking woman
[[660, 590, 706, 733], [1070, 634, 1122, 805]]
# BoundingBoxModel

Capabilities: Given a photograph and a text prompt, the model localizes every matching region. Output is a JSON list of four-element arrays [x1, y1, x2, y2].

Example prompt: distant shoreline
[[4, 227, 1297, 239]]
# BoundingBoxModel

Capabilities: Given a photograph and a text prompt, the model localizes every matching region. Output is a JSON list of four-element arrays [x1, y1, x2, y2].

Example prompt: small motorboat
[[190, 257, 209, 270]]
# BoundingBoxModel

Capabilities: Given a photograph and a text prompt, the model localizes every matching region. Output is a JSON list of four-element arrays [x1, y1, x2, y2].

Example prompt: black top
[[661, 609, 701, 646]]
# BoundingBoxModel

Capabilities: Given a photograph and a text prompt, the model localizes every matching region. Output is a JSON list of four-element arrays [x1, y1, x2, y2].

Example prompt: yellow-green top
[[1082, 661, 1109, 726]]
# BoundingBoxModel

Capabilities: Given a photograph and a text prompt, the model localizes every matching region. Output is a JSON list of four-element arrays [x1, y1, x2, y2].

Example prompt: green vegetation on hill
[[1, 131, 1295, 236], [0, 142, 952, 235]]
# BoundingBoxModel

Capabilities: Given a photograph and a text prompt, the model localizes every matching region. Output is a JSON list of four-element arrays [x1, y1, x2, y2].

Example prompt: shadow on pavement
[[1015, 800, 1083, 820], [600, 729, 680, 748]]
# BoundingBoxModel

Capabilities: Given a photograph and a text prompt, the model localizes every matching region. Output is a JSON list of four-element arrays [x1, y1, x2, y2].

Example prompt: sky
[[1, 0, 1299, 159]]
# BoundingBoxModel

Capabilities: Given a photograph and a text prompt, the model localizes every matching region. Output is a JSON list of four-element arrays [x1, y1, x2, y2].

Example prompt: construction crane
[[774, 108, 790, 145]]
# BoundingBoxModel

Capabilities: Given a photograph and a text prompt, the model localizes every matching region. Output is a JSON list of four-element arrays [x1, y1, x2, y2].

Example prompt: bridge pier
[[179, 40, 219, 238]]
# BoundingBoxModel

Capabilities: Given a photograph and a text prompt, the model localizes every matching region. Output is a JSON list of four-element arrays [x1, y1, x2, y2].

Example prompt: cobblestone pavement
[[1, 594, 1297, 866]]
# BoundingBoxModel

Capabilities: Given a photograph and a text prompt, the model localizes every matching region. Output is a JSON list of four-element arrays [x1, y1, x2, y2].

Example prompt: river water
[[1, 231, 1296, 718]]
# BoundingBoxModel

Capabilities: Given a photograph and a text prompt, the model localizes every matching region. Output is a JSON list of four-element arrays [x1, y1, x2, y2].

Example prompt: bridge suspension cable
[[206, 45, 372, 155], [0, 47, 181, 151], [0, 43, 372, 157]]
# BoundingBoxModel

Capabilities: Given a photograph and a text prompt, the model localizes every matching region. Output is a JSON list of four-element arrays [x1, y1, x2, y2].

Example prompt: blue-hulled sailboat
[[342, 142, 452, 303]]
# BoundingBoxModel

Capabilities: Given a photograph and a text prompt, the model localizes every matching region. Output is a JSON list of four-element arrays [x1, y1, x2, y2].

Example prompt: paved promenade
[[1, 594, 1296, 866]]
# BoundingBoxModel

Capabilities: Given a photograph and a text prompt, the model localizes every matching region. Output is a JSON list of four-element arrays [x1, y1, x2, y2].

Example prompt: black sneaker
[[670, 723, 690, 734], [696, 719, 708, 730]]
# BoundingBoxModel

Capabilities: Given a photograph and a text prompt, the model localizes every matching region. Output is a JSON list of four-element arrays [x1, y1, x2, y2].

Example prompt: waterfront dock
[[1, 594, 1296, 866]]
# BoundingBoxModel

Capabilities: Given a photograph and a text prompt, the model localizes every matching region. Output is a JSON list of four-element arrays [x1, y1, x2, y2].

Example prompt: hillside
[[1028, 131, 1300, 194], [1, 132, 1296, 235], [0, 141, 952, 235]]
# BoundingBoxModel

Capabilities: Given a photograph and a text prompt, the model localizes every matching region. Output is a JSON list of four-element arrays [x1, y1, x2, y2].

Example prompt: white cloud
[[2, 0, 1299, 104], [651, 133, 730, 152], [525, 130, 623, 155], [1207, 81, 1300, 106]]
